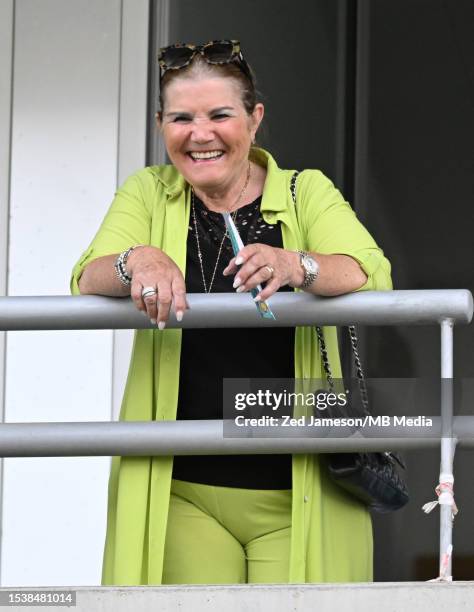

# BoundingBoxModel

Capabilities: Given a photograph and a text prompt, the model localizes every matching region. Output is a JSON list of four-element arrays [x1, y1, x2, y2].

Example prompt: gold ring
[[264, 266, 274, 278]]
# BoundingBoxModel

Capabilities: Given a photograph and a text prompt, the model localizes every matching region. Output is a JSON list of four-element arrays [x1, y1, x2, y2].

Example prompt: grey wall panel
[[0, 0, 150, 586], [118, 0, 150, 182], [148, 0, 170, 166], [0, 0, 15, 588], [0, 0, 14, 297], [2, 0, 122, 586]]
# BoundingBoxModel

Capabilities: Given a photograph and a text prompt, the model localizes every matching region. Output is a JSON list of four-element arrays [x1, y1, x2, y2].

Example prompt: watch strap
[[296, 249, 319, 289]]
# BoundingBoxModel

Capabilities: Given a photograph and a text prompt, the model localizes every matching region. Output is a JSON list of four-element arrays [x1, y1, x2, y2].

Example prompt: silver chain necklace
[[191, 162, 251, 293]]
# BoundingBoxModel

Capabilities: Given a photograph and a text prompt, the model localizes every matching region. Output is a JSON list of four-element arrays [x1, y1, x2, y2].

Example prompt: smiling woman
[[70, 39, 392, 586]]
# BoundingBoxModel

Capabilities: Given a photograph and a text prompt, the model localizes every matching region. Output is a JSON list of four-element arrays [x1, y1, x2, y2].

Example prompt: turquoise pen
[[222, 212, 276, 320]]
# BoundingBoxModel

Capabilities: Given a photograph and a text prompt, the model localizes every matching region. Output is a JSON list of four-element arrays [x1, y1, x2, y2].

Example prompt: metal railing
[[0, 289, 473, 581]]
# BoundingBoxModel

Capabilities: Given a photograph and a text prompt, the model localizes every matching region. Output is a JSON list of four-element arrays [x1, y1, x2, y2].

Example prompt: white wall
[[0, 0, 149, 586]]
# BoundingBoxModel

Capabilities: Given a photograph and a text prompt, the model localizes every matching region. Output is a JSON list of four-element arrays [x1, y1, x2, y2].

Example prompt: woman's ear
[[250, 103, 264, 141]]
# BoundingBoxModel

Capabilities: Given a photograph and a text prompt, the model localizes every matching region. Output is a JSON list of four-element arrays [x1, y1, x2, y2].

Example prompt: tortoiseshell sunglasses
[[158, 39, 252, 83]]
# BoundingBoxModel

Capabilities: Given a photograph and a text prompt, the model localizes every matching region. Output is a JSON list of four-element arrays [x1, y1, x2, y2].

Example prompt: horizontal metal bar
[[0, 418, 472, 457], [0, 290, 472, 331]]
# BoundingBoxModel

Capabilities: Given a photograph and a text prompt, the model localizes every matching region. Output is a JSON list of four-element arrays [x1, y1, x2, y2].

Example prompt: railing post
[[439, 318, 456, 580]]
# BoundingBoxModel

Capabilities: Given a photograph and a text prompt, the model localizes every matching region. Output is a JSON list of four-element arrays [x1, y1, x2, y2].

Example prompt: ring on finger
[[264, 265, 275, 278], [141, 286, 158, 298]]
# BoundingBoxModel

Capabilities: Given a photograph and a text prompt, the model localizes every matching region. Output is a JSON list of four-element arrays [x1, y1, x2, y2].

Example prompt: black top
[[172, 194, 294, 489]]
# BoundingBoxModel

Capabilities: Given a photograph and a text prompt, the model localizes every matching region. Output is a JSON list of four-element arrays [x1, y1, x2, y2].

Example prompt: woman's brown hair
[[158, 54, 258, 116]]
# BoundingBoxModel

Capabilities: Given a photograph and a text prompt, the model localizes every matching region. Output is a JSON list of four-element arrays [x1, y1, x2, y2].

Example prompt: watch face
[[303, 255, 318, 274]]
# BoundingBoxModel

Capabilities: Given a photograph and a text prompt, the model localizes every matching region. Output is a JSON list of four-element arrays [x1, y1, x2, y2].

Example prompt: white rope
[[422, 473, 458, 520], [423, 473, 458, 582]]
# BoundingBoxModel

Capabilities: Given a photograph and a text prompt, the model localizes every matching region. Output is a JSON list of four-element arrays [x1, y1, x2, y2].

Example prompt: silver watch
[[296, 250, 319, 289]]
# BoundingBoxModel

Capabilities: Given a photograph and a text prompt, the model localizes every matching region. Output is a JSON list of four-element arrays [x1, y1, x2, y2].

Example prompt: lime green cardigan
[[70, 147, 392, 585]]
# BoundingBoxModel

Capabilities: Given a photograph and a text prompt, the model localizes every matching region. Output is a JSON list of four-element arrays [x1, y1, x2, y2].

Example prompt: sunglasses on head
[[158, 39, 253, 83]]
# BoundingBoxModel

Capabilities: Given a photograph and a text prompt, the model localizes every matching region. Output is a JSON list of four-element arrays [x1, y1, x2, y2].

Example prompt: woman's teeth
[[189, 150, 224, 160]]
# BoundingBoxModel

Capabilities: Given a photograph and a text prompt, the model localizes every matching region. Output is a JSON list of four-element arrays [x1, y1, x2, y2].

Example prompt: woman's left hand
[[223, 244, 303, 301]]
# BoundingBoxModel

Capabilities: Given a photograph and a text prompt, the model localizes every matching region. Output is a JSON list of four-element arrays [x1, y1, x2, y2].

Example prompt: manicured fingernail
[[150, 319, 156, 325], [235, 256, 244, 265], [236, 286, 246, 293], [254, 295, 261, 302], [233, 277, 242, 288], [176, 311, 183, 322], [222, 269, 228, 276], [158, 321, 166, 330]]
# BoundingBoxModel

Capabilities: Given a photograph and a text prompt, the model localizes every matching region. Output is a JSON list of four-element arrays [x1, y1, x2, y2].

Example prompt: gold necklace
[[192, 162, 251, 293]]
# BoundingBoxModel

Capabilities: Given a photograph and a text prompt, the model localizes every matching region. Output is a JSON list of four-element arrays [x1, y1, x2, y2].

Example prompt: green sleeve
[[70, 169, 155, 295], [296, 170, 392, 291]]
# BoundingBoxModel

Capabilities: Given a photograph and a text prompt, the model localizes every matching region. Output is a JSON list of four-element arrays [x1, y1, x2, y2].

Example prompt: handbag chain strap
[[290, 170, 369, 416], [290, 170, 405, 467]]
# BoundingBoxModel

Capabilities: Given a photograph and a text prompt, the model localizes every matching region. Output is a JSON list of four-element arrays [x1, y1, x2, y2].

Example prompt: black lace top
[[172, 193, 294, 489]]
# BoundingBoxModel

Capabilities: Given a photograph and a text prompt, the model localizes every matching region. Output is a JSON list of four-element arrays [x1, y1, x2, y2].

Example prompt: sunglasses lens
[[203, 41, 235, 63], [160, 46, 194, 69]]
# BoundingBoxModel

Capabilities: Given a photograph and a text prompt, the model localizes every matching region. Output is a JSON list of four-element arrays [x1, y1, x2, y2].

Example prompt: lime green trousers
[[162, 478, 292, 584]]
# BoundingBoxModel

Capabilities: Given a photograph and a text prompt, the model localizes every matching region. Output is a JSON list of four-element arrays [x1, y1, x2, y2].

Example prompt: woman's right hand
[[127, 246, 189, 328]]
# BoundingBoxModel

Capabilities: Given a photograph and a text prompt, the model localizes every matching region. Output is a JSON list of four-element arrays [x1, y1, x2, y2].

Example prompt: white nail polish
[[158, 321, 166, 330], [235, 256, 244, 265], [236, 286, 245, 293], [150, 319, 156, 325], [176, 311, 183, 322], [233, 277, 242, 288], [253, 295, 261, 302]]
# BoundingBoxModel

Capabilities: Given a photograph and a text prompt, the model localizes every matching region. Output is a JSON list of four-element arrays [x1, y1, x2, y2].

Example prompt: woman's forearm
[[78, 255, 130, 296], [290, 251, 368, 296], [77, 247, 189, 328]]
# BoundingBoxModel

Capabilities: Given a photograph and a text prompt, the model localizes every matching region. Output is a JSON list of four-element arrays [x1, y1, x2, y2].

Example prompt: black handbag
[[315, 325, 409, 512], [290, 171, 409, 513]]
